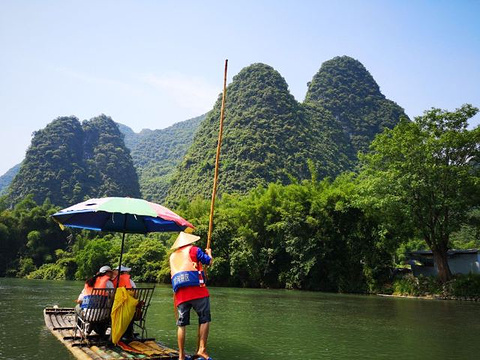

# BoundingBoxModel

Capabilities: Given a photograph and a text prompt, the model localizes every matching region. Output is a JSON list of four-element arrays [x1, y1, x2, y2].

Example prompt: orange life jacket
[[83, 274, 112, 295], [170, 245, 205, 293], [112, 273, 133, 288], [80, 274, 111, 308]]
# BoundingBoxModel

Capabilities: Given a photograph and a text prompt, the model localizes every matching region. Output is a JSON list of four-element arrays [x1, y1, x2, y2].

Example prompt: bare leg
[[196, 322, 210, 359], [177, 326, 186, 360], [196, 325, 200, 352]]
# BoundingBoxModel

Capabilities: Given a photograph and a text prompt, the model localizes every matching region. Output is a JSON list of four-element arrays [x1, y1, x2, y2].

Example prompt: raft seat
[[75, 287, 115, 343], [75, 287, 155, 343], [130, 286, 155, 339]]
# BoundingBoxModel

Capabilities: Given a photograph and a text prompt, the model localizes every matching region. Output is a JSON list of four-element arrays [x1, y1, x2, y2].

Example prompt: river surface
[[0, 278, 479, 359]]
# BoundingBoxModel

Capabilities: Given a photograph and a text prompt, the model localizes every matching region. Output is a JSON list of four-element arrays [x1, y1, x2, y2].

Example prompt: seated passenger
[[75, 265, 115, 315], [112, 265, 136, 289]]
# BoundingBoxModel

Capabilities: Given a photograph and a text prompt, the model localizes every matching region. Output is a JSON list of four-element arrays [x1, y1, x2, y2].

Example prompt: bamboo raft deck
[[44, 307, 180, 360]]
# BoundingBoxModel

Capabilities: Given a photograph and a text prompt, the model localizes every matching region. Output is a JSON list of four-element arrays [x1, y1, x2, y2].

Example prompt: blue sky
[[1, 0, 479, 175]]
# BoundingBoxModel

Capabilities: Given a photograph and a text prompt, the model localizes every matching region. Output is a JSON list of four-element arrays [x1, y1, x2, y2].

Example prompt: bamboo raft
[[44, 307, 180, 360]]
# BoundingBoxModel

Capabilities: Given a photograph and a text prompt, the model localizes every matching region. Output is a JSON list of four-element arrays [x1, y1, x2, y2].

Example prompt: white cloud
[[141, 72, 221, 114]]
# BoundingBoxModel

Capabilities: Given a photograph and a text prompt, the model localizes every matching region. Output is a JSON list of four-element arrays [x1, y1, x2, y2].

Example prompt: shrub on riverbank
[[393, 273, 480, 299], [27, 262, 70, 280], [445, 273, 480, 298]]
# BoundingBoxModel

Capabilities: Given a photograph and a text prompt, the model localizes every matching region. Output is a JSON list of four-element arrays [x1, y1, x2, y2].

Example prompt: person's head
[[85, 265, 113, 286], [98, 265, 114, 278], [113, 265, 131, 277]]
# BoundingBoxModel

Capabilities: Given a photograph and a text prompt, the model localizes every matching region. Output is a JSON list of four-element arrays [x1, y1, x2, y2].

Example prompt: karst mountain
[[3, 56, 407, 206]]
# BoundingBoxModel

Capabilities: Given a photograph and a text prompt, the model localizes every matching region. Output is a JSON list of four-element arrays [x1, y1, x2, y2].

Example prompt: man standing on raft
[[170, 232, 213, 360]]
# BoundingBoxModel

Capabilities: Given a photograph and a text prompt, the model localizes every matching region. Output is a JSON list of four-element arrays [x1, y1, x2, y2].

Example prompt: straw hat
[[171, 231, 201, 249]]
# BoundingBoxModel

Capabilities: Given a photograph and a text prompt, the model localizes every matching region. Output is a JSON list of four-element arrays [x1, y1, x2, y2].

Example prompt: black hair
[[85, 273, 102, 287]]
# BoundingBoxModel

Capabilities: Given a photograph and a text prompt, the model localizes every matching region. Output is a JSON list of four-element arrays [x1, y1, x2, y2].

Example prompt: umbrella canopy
[[52, 197, 194, 287], [52, 197, 194, 233]]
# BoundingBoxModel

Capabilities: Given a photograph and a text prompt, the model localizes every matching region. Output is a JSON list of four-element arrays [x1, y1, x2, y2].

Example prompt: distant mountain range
[[7, 115, 140, 207], [0, 163, 21, 196], [1, 56, 407, 206], [167, 56, 407, 201], [0, 116, 204, 202], [118, 114, 205, 202]]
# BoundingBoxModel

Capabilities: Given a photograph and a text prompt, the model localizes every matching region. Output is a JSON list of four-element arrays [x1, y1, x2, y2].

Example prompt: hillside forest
[[0, 56, 479, 295]]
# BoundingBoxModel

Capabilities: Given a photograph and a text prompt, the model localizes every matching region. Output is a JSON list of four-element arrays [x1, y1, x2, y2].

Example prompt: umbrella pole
[[116, 215, 128, 290], [207, 59, 228, 250], [116, 232, 125, 290]]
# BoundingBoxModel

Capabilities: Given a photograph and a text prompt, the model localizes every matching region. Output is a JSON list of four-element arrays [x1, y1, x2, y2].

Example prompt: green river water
[[0, 278, 479, 359]]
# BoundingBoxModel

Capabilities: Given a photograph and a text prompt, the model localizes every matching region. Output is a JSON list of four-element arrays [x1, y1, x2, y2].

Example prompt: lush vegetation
[[0, 195, 66, 277], [1, 106, 477, 297], [0, 193, 174, 281], [168, 63, 356, 202], [174, 176, 393, 292], [392, 274, 480, 299], [358, 104, 480, 282], [305, 56, 407, 158], [0, 163, 21, 195], [2, 174, 393, 291], [2, 57, 404, 204], [0, 54, 477, 297], [118, 115, 205, 203], [7, 115, 140, 207], [167, 58, 406, 202]]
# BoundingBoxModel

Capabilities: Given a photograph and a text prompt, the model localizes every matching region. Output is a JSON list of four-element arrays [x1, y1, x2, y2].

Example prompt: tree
[[75, 238, 114, 280], [359, 104, 480, 282]]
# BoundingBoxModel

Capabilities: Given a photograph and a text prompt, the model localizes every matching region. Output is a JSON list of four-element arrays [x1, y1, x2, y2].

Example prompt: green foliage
[[175, 176, 394, 292], [75, 237, 116, 280], [169, 64, 341, 202], [83, 115, 141, 199], [7, 115, 140, 208], [446, 274, 480, 297], [305, 56, 407, 157], [168, 58, 406, 202], [18, 257, 36, 277], [120, 235, 168, 282], [359, 104, 480, 282], [27, 262, 67, 280], [393, 274, 443, 296], [393, 273, 480, 298], [0, 163, 20, 195], [396, 238, 427, 264], [8, 116, 87, 207], [118, 115, 205, 202], [0, 56, 477, 296], [0, 195, 67, 276], [450, 208, 480, 249], [168, 64, 301, 200]]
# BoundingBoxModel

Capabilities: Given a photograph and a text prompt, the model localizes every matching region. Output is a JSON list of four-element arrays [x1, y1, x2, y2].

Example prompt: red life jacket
[[170, 245, 205, 293], [112, 273, 133, 288]]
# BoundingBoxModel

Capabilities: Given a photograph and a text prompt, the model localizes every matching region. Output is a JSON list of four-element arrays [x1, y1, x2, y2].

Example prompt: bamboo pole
[[206, 59, 228, 250]]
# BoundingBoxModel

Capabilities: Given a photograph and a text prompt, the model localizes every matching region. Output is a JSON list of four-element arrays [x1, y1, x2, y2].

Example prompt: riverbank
[[384, 273, 480, 302], [378, 293, 480, 302]]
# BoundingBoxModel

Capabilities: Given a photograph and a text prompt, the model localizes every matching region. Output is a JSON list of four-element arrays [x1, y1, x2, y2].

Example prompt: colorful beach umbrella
[[51, 197, 194, 282], [52, 197, 193, 233]]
